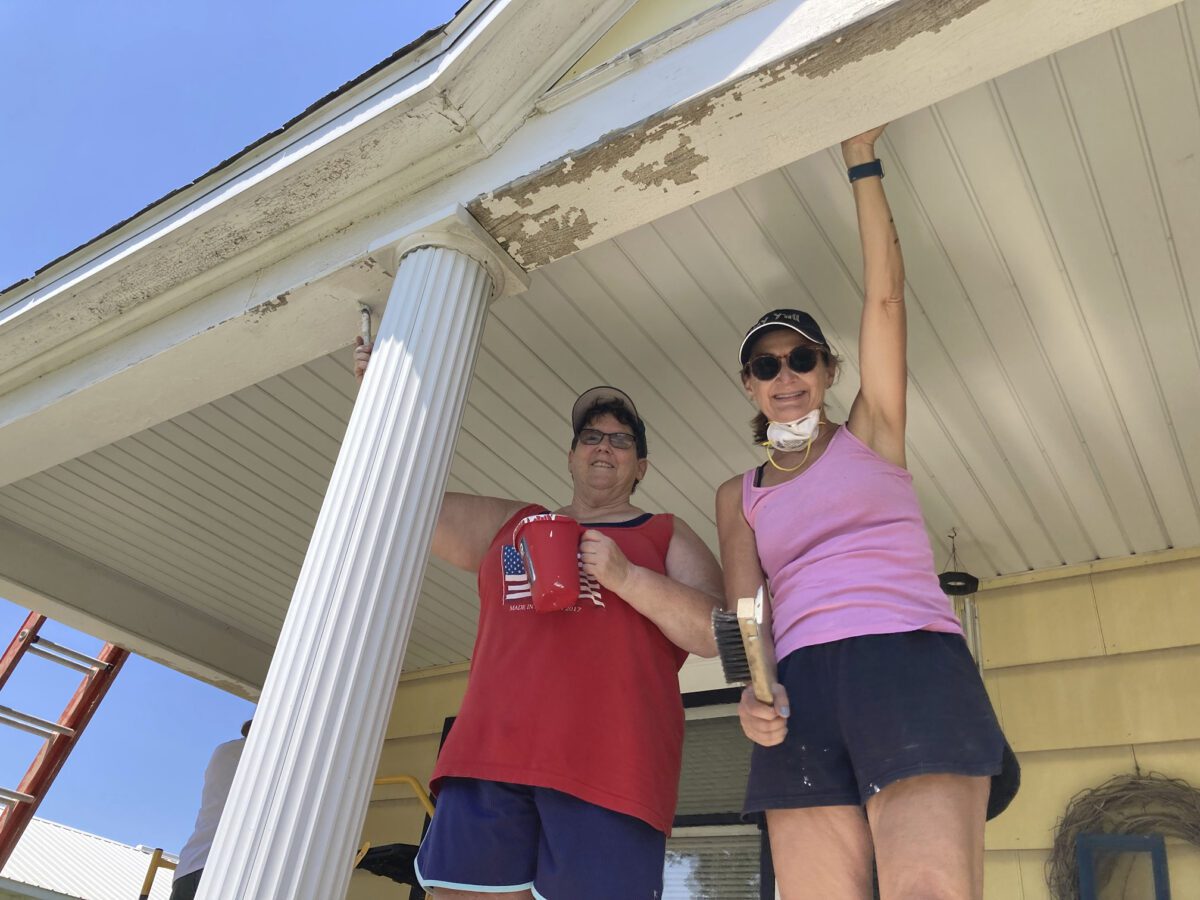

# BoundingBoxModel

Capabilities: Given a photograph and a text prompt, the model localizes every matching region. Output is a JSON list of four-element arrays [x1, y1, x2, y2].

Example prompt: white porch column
[[196, 210, 526, 900]]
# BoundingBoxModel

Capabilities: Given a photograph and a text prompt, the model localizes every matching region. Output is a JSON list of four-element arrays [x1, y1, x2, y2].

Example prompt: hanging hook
[[938, 526, 978, 595], [945, 528, 961, 573]]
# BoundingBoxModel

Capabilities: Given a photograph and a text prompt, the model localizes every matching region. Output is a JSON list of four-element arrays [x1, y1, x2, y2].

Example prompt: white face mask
[[764, 408, 822, 451]]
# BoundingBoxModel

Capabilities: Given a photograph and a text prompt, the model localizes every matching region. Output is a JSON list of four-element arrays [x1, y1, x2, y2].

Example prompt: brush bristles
[[713, 608, 750, 684]]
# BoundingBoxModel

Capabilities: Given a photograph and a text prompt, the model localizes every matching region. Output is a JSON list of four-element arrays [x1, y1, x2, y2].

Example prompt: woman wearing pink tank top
[[716, 125, 1017, 900]]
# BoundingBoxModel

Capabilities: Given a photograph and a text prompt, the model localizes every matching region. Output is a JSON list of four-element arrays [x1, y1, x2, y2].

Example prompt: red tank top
[[431, 505, 686, 834]]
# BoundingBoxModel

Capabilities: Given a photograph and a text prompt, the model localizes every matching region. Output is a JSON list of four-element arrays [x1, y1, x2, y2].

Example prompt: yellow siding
[[1168, 844, 1200, 894], [989, 646, 1200, 752], [985, 746, 1136, 851], [1133, 739, 1200, 783], [383, 665, 469, 740], [977, 575, 1104, 668], [1016, 850, 1053, 900], [1092, 557, 1200, 655], [982, 850, 1024, 899], [978, 551, 1200, 899], [982, 849, 1057, 900]]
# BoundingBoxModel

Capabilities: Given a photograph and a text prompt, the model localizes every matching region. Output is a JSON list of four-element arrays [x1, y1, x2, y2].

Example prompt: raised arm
[[843, 125, 908, 469], [355, 337, 526, 571], [433, 493, 529, 572]]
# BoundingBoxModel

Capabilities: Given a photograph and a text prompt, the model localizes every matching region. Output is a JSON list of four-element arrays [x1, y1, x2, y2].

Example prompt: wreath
[[1047, 771, 1200, 899]]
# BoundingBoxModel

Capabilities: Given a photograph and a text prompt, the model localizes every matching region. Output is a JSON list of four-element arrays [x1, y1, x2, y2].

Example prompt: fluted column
[[197, 220, 521, 900]]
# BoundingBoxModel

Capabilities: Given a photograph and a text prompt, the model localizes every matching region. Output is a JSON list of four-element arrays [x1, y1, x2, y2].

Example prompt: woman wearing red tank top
[[716, 125, 1018, 900], [351, 351, 724, 900]]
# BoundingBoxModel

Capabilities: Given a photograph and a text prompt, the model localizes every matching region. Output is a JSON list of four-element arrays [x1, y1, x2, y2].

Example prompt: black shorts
[[744, 630, 1019, 820]]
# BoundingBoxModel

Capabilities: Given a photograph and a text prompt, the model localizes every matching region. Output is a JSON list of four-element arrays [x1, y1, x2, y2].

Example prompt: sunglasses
[[577, 427, 637, 450], [744, 346, 826, 381]]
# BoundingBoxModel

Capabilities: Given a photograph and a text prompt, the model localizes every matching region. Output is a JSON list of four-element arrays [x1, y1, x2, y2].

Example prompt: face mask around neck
[[763, 408, 823, 452]]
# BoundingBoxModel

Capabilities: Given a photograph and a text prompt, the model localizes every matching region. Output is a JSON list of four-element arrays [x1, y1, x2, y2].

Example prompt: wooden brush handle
[[747, 638, 776, 705], [738, 618, 777, 705]]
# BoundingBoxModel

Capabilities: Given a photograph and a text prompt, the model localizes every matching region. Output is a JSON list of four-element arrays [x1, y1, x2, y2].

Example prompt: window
[[671, 689, 773, 899], [665, 827, 762, 899]]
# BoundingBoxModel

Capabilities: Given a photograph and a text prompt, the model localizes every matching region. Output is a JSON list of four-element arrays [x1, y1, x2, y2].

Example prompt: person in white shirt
[[170, 719, 251, 900]]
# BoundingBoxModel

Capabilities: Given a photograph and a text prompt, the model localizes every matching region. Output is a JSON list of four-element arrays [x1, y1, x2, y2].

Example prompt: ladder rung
[[0, 705, 76, 739], [27, 638, 110, 673], [0, 787, 36, 806]]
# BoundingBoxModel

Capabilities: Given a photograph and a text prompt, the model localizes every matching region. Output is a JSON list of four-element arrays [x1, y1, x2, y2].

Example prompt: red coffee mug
[[512, 513, 582, 613]]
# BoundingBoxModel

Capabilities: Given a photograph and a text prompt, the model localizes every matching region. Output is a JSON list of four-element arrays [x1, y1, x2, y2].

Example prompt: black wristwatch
[[847, 159, 884, 182]]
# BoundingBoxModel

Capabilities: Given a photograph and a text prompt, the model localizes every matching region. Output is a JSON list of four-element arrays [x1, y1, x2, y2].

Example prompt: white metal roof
[[0, 818, 173, 900]]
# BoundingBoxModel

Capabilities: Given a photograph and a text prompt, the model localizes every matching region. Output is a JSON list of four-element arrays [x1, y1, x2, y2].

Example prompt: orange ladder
[[0, 609, 129, 868]]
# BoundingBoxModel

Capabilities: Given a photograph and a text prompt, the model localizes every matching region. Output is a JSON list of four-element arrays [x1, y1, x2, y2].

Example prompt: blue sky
[[0, 0, 463, 857]]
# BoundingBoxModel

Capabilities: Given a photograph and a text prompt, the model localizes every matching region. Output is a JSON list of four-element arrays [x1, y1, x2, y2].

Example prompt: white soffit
[[0, 3, 1197, 677]]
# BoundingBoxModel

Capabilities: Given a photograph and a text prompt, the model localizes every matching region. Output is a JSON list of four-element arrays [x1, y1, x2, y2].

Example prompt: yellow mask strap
[[762, 438, 814, 473]]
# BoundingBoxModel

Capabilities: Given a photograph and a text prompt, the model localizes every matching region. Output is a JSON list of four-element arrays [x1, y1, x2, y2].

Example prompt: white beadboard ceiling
[[2, 4, 1198, 673]]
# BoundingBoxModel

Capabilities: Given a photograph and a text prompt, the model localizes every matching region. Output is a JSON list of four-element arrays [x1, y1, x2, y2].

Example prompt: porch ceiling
[[2, 3, 1198, 678]]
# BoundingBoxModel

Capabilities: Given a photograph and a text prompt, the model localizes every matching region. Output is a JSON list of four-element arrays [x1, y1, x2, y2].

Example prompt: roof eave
[[0, 0, 630, 389]]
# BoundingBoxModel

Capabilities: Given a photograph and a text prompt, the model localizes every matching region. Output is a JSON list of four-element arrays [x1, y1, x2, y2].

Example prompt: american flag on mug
[[501, 544, 603, 607]]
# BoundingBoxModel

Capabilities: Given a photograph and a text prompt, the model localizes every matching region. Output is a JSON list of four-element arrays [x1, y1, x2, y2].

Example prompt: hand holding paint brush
[[713, 586, 789, 743], [713, 586, 778, 703]]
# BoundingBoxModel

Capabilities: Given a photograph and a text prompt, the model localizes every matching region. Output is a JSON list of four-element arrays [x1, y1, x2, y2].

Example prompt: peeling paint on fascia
[[249, 292, 291, 318], [621, 133, 707, 191], [507, 205, 595, 270], [468, 100, 717, 263], [468, 0, 990, 270], [478, 95, 718, 210]]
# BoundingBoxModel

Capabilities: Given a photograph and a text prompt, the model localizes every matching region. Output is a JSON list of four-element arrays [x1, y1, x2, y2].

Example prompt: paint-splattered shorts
[[743, 630, 1019, 820]]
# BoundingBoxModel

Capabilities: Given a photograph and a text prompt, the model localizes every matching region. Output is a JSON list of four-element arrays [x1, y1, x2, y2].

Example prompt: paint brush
[[360, 306, 373, 344], [712, 586, 777, 704]]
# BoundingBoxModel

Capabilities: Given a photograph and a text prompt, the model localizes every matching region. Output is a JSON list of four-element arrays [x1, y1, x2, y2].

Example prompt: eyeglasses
[[577, 427, 637, 450], [744, 346, 825, 381]]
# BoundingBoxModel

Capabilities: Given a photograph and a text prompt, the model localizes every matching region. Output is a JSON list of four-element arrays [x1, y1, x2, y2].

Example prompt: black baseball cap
[[570, 386, 643, 435], [739, 309, 830, 365]]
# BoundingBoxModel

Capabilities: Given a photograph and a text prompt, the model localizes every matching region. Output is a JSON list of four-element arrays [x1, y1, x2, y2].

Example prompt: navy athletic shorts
[[744, 630, 1019, 819], [415, 777, 667, 899]]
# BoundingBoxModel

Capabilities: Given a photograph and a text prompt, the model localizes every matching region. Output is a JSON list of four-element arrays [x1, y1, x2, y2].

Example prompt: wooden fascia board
[[0, 19, 458, 318], [0, 72, 473, 392], [468, 0, 1178, 270], [0, 0, 627, 390], [0, 515, 270, 697]]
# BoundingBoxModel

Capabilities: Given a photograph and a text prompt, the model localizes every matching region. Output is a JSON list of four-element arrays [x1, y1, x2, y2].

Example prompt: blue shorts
[[744, 631, 1019, 819], [415, 778, 666, 899]]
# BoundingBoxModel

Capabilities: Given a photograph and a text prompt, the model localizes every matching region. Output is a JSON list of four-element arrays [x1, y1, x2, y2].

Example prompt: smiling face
[[742, 327, 836, 423], [567, 412, 648, 500]]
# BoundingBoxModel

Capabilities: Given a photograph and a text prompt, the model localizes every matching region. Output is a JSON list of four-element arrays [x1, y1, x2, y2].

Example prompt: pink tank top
[[743, 426, 962, 658]]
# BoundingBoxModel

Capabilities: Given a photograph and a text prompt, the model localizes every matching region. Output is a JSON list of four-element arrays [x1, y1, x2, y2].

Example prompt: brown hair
[[570, 398, 647, 494]]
